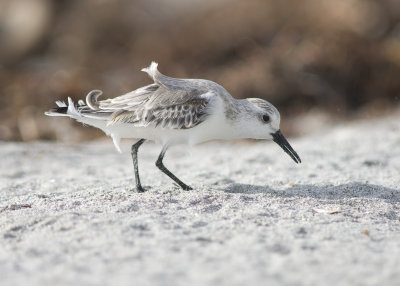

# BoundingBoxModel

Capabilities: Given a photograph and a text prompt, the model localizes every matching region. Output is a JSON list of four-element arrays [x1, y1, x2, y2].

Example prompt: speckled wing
[[106, 84, 216, 130], [79, 62, 219, 129]]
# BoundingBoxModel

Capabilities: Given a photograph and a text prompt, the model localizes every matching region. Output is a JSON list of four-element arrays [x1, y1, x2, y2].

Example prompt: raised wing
[[89, 62, 218, 129], [71, 62, 219, 129], [107, 87, 215, 129]]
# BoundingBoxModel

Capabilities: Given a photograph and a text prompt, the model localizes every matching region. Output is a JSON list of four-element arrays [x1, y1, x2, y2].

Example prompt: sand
[[1, 114, 400, 286]]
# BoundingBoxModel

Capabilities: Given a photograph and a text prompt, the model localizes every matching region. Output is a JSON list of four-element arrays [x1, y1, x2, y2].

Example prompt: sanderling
[[46, 62, 301, 192]]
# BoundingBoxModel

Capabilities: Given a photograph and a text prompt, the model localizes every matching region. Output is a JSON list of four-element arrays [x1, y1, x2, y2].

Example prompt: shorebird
[[46, 62, 301, 192]]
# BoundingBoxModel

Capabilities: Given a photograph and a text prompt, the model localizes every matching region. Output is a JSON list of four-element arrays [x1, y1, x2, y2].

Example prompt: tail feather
[[45, 97, 80, 117], [56, 101, 67, 107], [45, 106, 69, 116], [45, 99, 69, 116], [85, 90, 103, 110], [67, 97, 80, 117], [45, 97, 111, 121]]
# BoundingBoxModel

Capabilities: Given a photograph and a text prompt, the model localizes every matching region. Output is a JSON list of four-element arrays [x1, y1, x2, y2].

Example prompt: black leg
[[131, 139, 146, 192], [155, 147, 193, 191]]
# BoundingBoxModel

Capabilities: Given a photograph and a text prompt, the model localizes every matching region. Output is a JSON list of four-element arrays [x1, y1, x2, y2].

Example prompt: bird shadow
[[221, 182, 400, 202]]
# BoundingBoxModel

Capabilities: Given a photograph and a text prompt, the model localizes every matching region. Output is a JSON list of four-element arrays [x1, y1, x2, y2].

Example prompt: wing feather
[[71, 62, 219, 129], [107, 89, 214, 129]]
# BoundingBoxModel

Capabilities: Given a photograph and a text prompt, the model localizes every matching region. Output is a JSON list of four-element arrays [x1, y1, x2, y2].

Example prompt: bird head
[[246, 98, 301, 164]]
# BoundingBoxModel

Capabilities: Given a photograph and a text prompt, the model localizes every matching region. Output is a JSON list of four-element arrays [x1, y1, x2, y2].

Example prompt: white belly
[[71, 96, 235, 152], [103, 109, 233, 146]]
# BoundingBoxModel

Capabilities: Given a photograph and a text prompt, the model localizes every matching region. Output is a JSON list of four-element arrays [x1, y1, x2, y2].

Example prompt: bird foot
[[132, 185, 146, 193], [182, 185, 193, 191], [173, 182, 192, 191]]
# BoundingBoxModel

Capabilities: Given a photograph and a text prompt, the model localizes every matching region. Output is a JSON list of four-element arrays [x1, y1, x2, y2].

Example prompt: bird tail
[[44, 93, 122, 152], [45, 97, 81, 117], [45, 89, 105, 117]]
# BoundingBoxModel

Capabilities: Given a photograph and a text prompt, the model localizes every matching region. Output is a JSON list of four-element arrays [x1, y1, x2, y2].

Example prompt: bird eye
[[262, 114, 270, 122]]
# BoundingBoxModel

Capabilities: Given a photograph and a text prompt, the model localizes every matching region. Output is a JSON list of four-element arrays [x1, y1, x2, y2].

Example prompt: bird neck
[[223, 99, 259, 139]]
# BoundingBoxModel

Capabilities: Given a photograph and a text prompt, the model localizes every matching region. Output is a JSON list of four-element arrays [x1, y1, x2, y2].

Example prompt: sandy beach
[[1, 113, 400, 286]]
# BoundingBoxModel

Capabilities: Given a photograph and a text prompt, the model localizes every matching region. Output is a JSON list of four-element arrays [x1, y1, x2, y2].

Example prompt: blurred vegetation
[[1, 0, 400, 142]]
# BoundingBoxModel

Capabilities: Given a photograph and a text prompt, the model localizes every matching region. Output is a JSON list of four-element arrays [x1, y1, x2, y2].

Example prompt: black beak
[[271, 130, 301, 164]]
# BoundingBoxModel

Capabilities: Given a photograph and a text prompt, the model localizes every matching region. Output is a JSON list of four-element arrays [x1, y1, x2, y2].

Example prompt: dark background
[[1, 0, 399, 142]]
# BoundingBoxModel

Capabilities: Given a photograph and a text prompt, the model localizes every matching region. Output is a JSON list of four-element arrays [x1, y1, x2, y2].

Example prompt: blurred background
[[1, 0, 400, 142]]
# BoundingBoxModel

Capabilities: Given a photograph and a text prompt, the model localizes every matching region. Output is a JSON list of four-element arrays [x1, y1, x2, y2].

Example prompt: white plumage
[[46, 62, 300, 191]]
